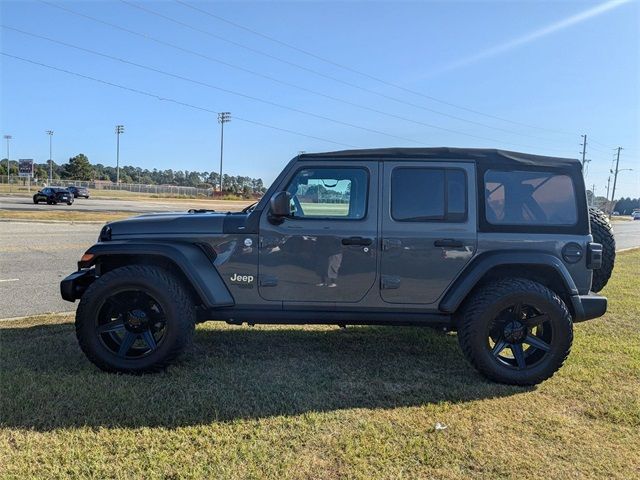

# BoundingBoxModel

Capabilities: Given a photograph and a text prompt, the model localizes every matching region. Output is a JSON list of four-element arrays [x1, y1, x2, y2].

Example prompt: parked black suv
[[33, 187, 74, 205], [61, 148, 615, 385], [67, 186, 90, 199]]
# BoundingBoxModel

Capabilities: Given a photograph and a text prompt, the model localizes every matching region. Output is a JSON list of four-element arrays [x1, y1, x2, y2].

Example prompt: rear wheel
[[75, 265, 195, 373], [458, 278, 572, 385]]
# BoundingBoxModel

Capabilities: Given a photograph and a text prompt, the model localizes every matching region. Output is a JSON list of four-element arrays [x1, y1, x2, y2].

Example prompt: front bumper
[[60, 269, 95, 302], [571, 293, 607, 323]]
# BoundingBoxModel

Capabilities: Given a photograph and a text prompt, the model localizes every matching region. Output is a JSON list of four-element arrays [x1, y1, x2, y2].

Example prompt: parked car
[[632, 211, 640, 220], [62, 147, 614, 385], [67, 186, 90, 199], [33, 187, 74, 205]]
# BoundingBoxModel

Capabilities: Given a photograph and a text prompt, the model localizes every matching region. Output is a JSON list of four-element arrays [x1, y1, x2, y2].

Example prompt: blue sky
[[1, 0, 638, 197]]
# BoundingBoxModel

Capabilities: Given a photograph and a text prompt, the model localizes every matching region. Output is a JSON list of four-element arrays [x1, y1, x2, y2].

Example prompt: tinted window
[[392, 168, 467, 222], [485, 170, 577, 226], [286, 167, 368, 219]]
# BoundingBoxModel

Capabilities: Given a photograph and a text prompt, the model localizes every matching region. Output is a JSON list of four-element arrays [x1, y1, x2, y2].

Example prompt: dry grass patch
[[0, 210, 131, 222], [1, 252, 639, 479]]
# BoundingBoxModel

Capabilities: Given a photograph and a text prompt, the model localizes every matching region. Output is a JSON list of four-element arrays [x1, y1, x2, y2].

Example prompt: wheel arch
[[81, 242, 234, 309], [440, 251, 578, 316]]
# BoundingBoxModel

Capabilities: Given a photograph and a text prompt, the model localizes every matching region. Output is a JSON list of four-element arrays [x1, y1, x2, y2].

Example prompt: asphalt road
[[1, 220, 639, 319], [1, 222, 99, 318], [0, 195, 249, 214]]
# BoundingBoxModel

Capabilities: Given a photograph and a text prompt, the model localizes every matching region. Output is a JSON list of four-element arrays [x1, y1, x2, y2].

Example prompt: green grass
[[1, 252, 639, 479]]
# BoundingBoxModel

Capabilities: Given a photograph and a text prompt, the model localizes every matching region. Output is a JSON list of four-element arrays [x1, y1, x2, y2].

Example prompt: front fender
[[73, 241, 234, 308], [439, 251, 578, 313]]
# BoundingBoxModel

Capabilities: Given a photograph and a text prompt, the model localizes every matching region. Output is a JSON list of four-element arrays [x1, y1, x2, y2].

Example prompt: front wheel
[[457, 278, 573, 385], [75, 265, 196, 373]]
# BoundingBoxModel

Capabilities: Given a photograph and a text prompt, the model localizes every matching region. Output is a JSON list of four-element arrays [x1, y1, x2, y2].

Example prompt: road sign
[[18, 159, 34, 177]]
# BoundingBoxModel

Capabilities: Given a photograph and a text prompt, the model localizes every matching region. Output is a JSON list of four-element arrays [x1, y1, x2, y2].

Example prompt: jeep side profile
[[61, 148, 614, 385]]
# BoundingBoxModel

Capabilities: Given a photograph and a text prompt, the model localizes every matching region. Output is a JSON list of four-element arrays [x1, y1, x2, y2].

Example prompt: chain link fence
[[1, 175, 212, 197]]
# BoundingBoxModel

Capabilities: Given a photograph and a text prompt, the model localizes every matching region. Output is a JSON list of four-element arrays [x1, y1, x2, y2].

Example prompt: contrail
[[431, 0, 632, 75]]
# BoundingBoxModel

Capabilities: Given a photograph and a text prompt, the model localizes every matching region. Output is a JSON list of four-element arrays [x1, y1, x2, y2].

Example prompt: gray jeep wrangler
[[61, 148, 614, 385]]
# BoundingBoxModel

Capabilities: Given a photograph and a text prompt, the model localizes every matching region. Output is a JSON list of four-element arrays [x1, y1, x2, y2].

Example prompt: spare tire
[[589, 208, 615, 292]]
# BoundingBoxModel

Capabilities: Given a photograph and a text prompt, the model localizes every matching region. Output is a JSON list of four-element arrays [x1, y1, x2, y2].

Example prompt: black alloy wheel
[[96, 290, 167, 359], [487, 302, 553, 370]]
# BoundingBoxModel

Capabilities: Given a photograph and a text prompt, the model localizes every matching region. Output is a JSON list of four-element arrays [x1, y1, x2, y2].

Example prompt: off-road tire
[[589, 207, 615, 292], [458, 278, 573, 386], [33, 197, 38, 204], [76, 265, 195, 373]]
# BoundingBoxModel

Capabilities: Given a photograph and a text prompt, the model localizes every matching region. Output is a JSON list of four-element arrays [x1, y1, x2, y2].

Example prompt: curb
[[0, 311, 75, 322], [0, 218, 106, 225], [617, 246, 640, 253]]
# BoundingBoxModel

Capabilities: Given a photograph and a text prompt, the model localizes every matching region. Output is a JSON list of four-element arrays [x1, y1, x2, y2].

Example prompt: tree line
[[1, 154, 267, 195]]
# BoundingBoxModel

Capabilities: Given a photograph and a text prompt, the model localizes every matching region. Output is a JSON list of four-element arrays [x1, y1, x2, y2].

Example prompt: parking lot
[[0, 194, 248, 214]]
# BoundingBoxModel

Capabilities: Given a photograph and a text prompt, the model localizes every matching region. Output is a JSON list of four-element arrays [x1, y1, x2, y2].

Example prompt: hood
[[106, 211, 240, 238]]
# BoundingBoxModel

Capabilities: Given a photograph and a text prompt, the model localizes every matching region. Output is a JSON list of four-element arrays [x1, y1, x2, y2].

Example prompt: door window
[[391, 168, 467, 222], [285, 167, 368, 219]]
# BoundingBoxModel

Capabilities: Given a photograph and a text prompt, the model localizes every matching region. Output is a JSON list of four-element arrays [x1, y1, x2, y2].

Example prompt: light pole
[[217, 112, 230, 195], [115, 125, 124, 184], [46, 130, 54, 184], [3, 135, 11, 192]]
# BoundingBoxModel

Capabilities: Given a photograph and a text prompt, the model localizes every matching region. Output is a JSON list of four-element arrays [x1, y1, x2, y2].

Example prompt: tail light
[[587, 243, 603, 270]]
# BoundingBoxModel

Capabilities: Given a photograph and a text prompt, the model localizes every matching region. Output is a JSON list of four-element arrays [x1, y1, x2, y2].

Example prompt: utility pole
[[610, 147, 622, 215], [580, 134, 588, 169], [115, 125, 124, 184], [217, 112, 231, 195], [605, 176, 611, 204], [46, 130, 54, 184], [3, 134, 12, 192]]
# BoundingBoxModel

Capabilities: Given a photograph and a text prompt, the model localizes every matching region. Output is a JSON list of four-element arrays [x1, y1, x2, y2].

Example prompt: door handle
[[342, 236, 373, 246], [434, 238, 464, 248]]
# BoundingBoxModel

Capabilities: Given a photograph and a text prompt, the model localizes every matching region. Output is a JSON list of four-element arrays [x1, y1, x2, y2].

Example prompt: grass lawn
[[1, 251, 638, 479]]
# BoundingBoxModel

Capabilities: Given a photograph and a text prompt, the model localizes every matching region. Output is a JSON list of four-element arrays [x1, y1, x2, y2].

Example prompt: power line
[[34, 1, 569, 149], [118, 0, 575, 146], [0, 52, 359, 148], [2, 26, 423, 145], [172, 0, 580, 137]]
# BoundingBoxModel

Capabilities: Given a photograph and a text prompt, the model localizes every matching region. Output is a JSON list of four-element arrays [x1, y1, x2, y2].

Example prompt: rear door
[[380, 161, 477, 305]]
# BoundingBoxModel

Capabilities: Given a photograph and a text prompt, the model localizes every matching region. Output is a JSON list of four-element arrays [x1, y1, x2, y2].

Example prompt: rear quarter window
[[484, 170, 577, 226]]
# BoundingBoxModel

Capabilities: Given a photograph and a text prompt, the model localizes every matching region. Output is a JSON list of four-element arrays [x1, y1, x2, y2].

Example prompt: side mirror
[[269, 191, 292, 224]]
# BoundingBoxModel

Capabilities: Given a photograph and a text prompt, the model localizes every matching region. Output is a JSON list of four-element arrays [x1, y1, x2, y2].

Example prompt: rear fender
[[439, 251, 578, 313]]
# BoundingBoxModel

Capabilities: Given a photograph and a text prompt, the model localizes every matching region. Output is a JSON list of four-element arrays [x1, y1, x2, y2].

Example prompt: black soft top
[[299, 147, 581, 170]]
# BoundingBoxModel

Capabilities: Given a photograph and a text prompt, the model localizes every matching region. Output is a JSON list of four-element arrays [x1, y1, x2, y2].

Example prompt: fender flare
[[83, 241, 234, 308], [439, 251, 578, 314]]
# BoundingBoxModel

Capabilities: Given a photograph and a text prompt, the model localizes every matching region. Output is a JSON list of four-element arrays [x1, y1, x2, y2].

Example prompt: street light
[[217, 112, 230, 195], [46, 130, 54, 184], [3, 135, 11, 192], [115, 125, 124, 184]]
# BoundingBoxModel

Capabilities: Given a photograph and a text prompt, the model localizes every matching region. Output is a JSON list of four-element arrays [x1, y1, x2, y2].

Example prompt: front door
[[258, 162, 378, 303], [380, 161, 477, 305]]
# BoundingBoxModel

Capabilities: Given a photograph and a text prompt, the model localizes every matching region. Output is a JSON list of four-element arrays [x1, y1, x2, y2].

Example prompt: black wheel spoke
[[512, 302, 523, 320], [523, 334, 551, 352], [98, 320, 125, 334], [491, 339, 508, 357], [107, 296, 129, 313], [117, 331, 137, 357], [141, 330, 157, 350], [524, 313, 550, 328], [510, 344, 526, 369]]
